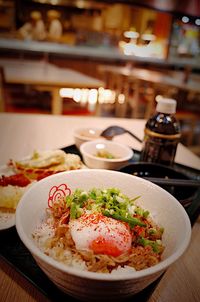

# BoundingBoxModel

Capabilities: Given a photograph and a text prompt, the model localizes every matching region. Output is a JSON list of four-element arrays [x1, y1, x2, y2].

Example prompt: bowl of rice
[[16, 169, 191, 301]]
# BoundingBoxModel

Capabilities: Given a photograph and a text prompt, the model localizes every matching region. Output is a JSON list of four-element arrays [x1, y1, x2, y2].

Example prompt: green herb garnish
[[138, 237, 163, 253], [66, 188, 147, 229], [103, 210, 146, 228]]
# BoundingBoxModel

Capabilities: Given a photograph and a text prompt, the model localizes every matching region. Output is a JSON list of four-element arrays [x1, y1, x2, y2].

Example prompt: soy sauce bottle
[[140, 98, 181, 166]]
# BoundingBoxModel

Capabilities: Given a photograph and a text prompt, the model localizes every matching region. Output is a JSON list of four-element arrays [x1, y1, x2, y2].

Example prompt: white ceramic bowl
[[16, 169, 191, 302], [80, 140, 134, 170], [74, 127, 103, 149]]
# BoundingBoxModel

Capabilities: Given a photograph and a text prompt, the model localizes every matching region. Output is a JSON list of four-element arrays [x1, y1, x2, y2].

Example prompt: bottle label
[[144, 128, 181, 140], [141, 128, 181, 165]]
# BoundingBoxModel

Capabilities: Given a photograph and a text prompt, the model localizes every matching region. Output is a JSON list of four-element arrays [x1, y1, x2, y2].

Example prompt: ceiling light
[[182, 16, 189, 23], [195, 19, 200, 26]]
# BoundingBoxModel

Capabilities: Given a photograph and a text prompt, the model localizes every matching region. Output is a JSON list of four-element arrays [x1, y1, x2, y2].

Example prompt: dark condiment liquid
[[140, 111, 181, 166]]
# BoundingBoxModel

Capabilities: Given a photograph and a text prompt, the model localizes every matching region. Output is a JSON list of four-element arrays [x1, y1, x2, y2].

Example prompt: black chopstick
[[142, 177, 200, 187]]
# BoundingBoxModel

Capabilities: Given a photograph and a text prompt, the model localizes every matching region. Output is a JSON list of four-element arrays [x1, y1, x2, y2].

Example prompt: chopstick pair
[[142, 177, 200, 187]]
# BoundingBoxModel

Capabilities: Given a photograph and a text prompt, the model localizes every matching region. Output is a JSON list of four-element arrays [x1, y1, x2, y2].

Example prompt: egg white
[[69, 214, 132, 254]]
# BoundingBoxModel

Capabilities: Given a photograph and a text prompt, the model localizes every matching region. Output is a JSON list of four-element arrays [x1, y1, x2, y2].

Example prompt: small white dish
[[80, 140, 134, 170], [0, 149, 86, 230], [74, 127, 104, 149]]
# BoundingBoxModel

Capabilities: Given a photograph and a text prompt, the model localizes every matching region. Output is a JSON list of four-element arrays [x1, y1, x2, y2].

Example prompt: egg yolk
[[89, 235, 123, 257]]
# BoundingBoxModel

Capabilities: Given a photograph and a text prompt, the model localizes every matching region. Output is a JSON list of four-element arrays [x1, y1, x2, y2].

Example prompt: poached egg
[[69, 213, 132, 257]]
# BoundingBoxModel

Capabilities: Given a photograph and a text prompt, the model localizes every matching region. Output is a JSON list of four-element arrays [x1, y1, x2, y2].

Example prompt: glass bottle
[[140, 98, 181, 166]]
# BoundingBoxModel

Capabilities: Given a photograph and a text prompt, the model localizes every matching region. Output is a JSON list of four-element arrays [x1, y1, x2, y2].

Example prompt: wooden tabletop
[[0, 59, 104, 88], [0, 59, 104, 115], [0, 113, 200, 302]]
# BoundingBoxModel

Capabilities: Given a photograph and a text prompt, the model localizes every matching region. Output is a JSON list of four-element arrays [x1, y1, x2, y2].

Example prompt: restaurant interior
[[0, 0, 200, 155], [0, 2, 200, 302]]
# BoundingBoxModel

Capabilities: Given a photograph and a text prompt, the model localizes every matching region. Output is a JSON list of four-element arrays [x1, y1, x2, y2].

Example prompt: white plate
[[0, 211, 15, 230], [0, 164, 16, 230], [0, 152, 88, 230]]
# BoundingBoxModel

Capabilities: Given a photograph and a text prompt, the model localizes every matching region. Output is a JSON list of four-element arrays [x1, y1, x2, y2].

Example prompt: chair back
[[0, 66, 6, 112], [98, 65, 156, 119]]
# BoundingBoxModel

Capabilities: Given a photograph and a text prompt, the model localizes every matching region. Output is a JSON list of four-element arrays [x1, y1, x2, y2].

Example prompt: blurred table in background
[[0, 59, 104, 114]]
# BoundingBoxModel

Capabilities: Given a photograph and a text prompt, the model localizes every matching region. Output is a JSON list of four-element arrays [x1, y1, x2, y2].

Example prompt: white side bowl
[[74, 127, 103, 149], [80, 140, 134, 170], [16, 169, 191, 302]]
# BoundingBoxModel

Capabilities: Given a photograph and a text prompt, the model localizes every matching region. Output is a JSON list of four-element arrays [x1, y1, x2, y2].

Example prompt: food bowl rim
[[74, 127, 103, 141], [16, 169, 191, 282], [119, 162, 191, 177]]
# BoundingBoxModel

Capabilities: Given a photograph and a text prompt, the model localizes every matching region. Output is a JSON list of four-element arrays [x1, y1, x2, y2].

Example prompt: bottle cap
[[156, 98, 177, 114]]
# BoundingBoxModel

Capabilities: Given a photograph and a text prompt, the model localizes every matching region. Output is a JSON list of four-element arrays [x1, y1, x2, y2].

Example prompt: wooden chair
[[176, 110, 200, 148], [0, 67, 6, 112], [99, 66, 156, 119], [0, 68, 51, 114], [131, 80, 156, 119]]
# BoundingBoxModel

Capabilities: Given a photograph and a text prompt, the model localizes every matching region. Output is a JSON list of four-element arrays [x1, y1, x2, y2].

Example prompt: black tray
[[1, 145, 200, 302]]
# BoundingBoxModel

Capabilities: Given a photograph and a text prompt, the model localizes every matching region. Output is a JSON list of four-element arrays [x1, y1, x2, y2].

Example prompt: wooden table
[[0, 59, 104, 114], [98, 64, 200, 93], [0, 113, 200, 302]]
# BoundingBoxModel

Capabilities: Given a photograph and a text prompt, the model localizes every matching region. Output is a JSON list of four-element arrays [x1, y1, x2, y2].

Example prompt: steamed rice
[[33, 219, 161, 273], [0, 183, 33, 210]]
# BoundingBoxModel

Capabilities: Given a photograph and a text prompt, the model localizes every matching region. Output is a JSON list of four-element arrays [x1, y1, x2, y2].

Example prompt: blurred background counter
[[0, 0, 200, 70], [1, 37, 200, 70]]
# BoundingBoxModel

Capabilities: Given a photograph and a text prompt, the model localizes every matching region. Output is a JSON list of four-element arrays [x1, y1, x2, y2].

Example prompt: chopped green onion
[[148, 228, 157, 235], [130, 195, 141, 203], [103, 210, 146, 228], [138, 237, 162, 253], [70, 202, 77, 219]]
